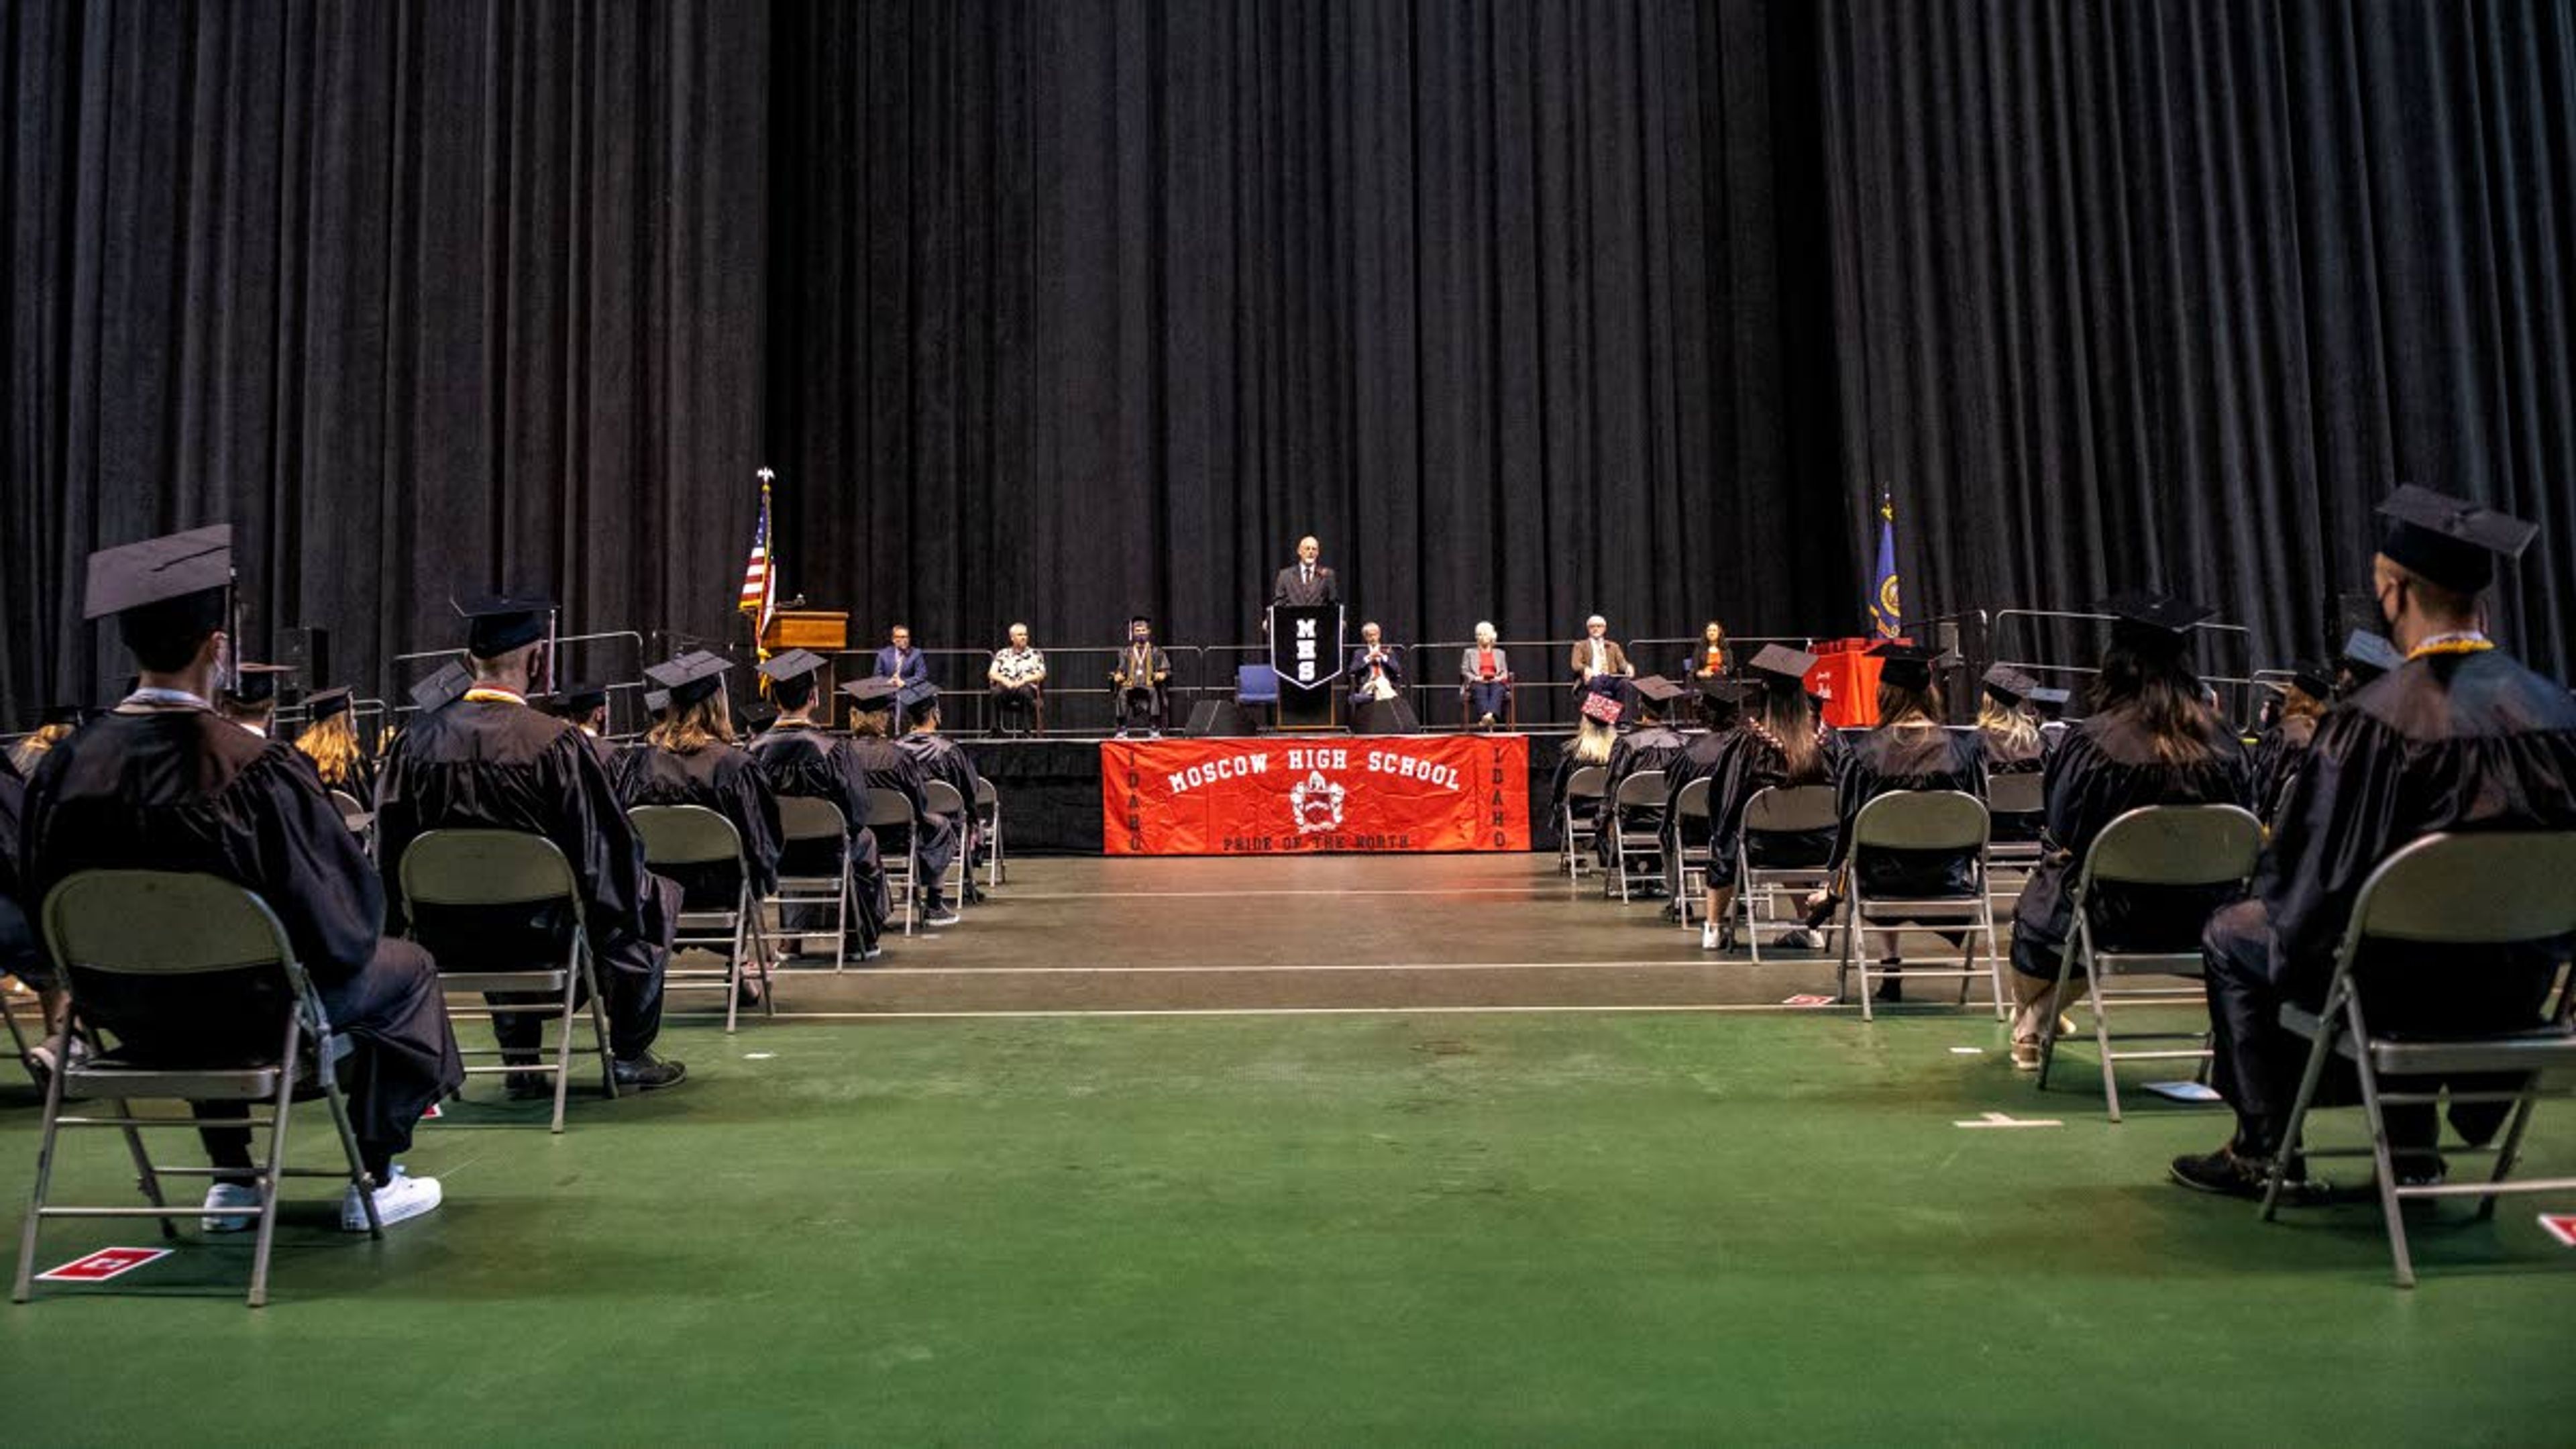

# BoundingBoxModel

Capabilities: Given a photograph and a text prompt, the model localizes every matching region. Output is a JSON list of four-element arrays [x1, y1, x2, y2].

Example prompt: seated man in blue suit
[[873, 624, 930, 688]]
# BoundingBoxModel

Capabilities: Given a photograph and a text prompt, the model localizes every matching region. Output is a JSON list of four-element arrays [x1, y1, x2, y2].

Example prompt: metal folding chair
[[1559, 766, 1608, 879], [865, 788, 920, 935], [1984, 770, 2046, 910], [771, 796, 855, 973], [1607, 769, 1669, 902], [1737, 785, 1839, 963], [14, 871, 378, 1307], [920, 780, 970, 912], [1836, 791, 2003, 1022], [2259, 830, 2576, 1287], [1670, 776, 1714, 928], [973, 777, 1006, 889], [2037, 804, 2262, 1119], [629, 804, 774, 1033], [400, 829, 616, 1132]]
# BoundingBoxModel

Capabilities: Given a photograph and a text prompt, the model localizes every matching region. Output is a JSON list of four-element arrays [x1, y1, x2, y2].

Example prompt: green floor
[[0, 1009, 2567, 1445]]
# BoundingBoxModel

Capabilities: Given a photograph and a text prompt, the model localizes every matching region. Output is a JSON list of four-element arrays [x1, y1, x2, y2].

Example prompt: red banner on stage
[[1102, 735, 1530, 855]]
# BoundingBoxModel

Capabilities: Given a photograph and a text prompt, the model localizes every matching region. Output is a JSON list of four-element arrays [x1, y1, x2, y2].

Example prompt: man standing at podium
[[1272, 536, 1338, 609]]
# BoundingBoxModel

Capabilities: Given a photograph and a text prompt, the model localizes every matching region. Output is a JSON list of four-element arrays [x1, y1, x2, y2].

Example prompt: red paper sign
[[1103, 735, 1530, 856], [37, 1246, 172, 1283], [2540, 1214, 2576, 1248]]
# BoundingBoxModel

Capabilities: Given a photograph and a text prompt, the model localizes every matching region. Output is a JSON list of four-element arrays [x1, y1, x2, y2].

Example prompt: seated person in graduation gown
[[216, 661, 291, 738], [2029, 685, 2073, 759], [374, 598, 687, 1093], [839, 676, 938, 914], [20, 529, 460, 1227], [2176, 488, 2576, 1197], [552, 682, 620, 769], [1112, 616, 1172, 738], [1460, 621, 1513, 727], [2002, 594, 2251, 1068], [1346, 622, 1405, 706], [1598, 677, 1693, 879], [1977, 665, 2048, 845], [873, 625, 930, 688], [0, 749, 69, 1078], [612, 651, 784, 970], [1658, 678, 1749, 903], [986, 625, 1047, 736], [1802, 644, 1986, 982], [1701, 647, 1841, 951], [292, 686, 375, 807], [2247, 661, 2333, 827], [747, 651, 892, 961], [895, 684, 983, 924], [1548, 675, 1629, 824]]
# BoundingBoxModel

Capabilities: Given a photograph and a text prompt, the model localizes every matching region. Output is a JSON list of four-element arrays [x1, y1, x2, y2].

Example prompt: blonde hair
[[1978, 697, 2039, 754], [2280, 687, 2327, 722], [9, 723, 72, 774], [1572, 716, 1617, 765], [1474, 621, 1497, 643], [647, 693, 735, 752], [296, 712, 366, 788]]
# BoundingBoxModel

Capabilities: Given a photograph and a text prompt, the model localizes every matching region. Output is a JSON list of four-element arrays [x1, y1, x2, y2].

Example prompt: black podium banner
[[1269, 603, 1342, 731]]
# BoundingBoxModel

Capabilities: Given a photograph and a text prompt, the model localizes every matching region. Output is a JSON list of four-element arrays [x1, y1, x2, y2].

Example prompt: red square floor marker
[[420, 1102, 443, 1120], [2539, 1214, 2576, 1248], [1780, 994, 1835, 1008], [36, 1246, 173, 1283]]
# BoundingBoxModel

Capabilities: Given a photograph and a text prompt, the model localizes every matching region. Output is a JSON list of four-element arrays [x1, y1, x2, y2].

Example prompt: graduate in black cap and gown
[[554, 682, 619, 769], [374, 596, 688, 1092], [747, 650, 894, 961], [18, 527, 461, 1226], [292, 686, 374, 805], [895, 683, 983, 922], [1705, 646, 1843, 951], [1978, 665, 2048, 845], [1658, 678, 1752, 901], [2174, 486, 2576, 1197], [0, 743, 62, 1075], [2002, 593, 2251, 1067], [839, 676, 940, 910], [2247, 661, 2334, 826], [612, 651, 784, 919], [1112, 616, 1173, 738], [1802, 643, 1986, 985], [1597, 677, 1692, 883]]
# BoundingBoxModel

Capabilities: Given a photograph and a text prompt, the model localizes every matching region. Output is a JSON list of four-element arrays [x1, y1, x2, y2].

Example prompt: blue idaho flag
[[1869, 494, 1902, 639]]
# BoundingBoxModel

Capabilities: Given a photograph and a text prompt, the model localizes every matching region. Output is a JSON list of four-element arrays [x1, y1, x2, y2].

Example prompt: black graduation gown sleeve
[[0, 770, 38, 984], [720, 752, 784, 896]]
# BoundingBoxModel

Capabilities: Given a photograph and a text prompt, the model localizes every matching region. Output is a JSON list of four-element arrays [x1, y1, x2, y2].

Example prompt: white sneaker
[[342, 1167, 442, 1232], [1700, 922, 1721, 951], [860, 945, 885, 961], [201, 1181, 260, 1233], [922, 909, 962, 928]]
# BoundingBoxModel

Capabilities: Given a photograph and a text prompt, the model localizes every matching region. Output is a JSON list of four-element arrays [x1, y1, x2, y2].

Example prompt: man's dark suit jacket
[[1272, 564, 1338, 608]]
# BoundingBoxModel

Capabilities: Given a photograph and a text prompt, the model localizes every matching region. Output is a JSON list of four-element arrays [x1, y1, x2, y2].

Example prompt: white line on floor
[[990, 886, 1560, 899], [772, 958, 1792, 975], [761, 1002, 1856, 1019]]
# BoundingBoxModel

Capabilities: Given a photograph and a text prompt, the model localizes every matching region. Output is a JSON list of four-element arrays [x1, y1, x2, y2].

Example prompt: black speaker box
[[1352, 697, 1420, 735], [1185, 700, 1262, 737]]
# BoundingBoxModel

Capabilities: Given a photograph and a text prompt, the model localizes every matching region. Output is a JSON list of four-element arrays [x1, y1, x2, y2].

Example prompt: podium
[[1268, 603, 1342, 731], [761, 611, 851, 700], [1808, 637, 1894, 729]]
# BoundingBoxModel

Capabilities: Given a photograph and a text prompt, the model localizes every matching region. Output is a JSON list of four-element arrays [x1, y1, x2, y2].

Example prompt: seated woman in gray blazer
[[1460, 621, 1513, 727]]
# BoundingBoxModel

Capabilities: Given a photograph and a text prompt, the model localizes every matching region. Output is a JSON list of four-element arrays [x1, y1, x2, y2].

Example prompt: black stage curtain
[[0, 0, 768, 714], [6, 1, 2572, 727], [1816, 0, 2576, 677], [763, 0, 1846, 683]]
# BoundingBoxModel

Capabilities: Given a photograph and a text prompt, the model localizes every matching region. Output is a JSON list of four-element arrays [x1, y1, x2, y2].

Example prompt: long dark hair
[[1754, 678, 1823, 780], [1874, 680, 1944, 727], [2088, 645, 2218, 763]]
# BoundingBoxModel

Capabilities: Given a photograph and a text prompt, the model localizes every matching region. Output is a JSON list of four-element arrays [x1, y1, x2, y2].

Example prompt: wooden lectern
[[761, 611, 851, 700]]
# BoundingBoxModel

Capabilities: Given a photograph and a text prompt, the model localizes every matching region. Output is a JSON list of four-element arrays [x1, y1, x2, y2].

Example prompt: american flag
[[739, 470, 775, 635]]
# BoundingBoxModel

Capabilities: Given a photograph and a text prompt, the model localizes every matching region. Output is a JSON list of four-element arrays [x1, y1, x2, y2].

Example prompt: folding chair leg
[[2263, 986, 2347, 1221], [833, 865, 851, 973], [2475, 1085, 2544, 1222], [2092, 971, 2124, 1122], [321, 1076, 381, 1239], [2344, 996, 2416, 1288], [581, 941, 619, 1105], [247, 1036, 302, 1308], [2038, 930, 2078, 1089], [13, 1060, 73, 1301], [724, 905, 747, 1035], [551, 955, 582, 1134], [1983, 896, 2008, 1022], [1845, 898, 1868, 1022], [114, 1116, 179, 1239]]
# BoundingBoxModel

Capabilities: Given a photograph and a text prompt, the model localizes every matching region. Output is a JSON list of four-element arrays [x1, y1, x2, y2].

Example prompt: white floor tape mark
[[1953, 1111, 2061, 1128]]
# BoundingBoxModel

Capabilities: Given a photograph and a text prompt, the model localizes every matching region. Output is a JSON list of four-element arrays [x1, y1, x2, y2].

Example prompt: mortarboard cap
[[2098, 590, 2212, 658], [757, 649, 827, 684], [643, 688, 672, 715], [83, 525, 234, 621], [643, 651, 731, 708], [1699, 678, 1758, 707], [1980, 664, 2036, 703], [2337, 629, 2404, 683], [455, 594, 554, 658], [41, 704, 83, 727], [898, 680, 941, 717], [557, 683, 609, 714], [2376, 485, 2537, 595], [225, 662, 292, 706], [839, 676, 901, 710], [2284, 661, 2336, 701], [1747, 644, 1817, 684], [409, 661, 473, 713], [1633, 675, 1686, 705], [1866, 641, 1943, 691], [2027, 685, 2072, 712], [737, 700, 780, 735], [308, 687, 354, 722]]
